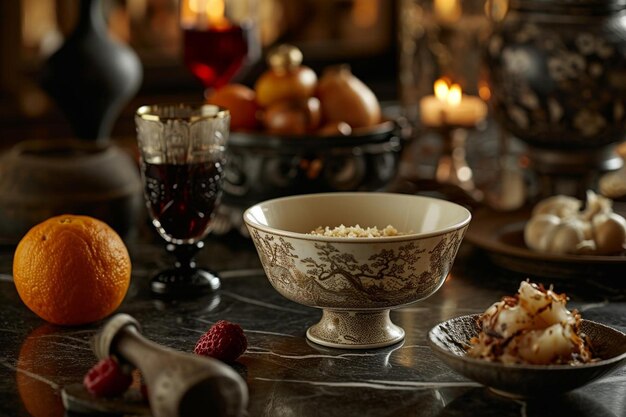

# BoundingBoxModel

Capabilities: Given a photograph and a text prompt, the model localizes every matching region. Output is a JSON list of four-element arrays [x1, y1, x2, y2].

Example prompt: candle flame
[[434, 78, 462, 107], [448, 84, 462, 106], [189, 0, 202, 13], [207, 0, 226, 23], [185, 0, 228, 28], [434, 79, 450, 102]]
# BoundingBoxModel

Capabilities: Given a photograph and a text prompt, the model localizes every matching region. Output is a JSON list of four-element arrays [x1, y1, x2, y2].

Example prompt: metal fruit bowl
[[223, 120, 405, 209]]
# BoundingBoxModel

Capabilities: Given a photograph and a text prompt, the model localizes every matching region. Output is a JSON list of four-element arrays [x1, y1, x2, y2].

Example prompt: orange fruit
[[13, 214, 131, 326], [207, 83, 260, 131]]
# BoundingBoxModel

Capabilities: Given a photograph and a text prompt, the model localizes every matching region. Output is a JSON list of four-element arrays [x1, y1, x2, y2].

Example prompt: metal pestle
[[93, 314, 248, 417]]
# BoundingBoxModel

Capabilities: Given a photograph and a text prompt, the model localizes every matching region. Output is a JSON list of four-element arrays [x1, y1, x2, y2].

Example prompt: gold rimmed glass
[[135, 103, 230, 296]]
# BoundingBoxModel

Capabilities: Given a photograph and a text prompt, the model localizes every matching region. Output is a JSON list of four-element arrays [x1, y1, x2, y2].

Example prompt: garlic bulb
[[545, 218, 587, 254], [579, 189, 612, 221], [592, 212, 626, 255], [524, 214, 560, 252], [532, 195, 581, 218], [524, 191, 626, 255]]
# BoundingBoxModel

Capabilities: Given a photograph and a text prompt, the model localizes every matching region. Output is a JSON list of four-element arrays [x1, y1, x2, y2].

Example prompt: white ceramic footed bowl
[[244, 192, 471, 349]]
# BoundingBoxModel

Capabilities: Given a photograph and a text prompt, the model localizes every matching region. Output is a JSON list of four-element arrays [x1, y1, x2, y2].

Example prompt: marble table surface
[[0, 232, 625, 417]]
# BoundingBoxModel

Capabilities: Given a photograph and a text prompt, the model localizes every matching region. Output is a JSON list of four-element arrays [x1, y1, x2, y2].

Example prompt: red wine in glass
[[183, 24, 251, 89], [142, 160, 225, 243], [136, 103, 229, 297]]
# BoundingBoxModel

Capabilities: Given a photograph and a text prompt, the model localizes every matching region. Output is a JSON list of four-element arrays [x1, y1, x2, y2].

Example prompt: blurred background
[[0, 0, 408, 144], [4, 0, 623, 208], [2, 0, 625, 273]]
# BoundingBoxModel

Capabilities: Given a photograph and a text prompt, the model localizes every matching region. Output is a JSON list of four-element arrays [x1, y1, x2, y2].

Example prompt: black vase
[[41, 0, 143, 141], [484, 0, 626, 196], [485, 0, 626, 150]]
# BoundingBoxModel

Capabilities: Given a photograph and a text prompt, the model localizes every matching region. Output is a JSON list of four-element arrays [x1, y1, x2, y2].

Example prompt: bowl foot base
[[306, 309, 405, 349]]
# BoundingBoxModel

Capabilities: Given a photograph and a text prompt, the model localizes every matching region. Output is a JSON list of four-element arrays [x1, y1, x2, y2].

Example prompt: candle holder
[[397, 0, 490, 125], [433, 124, 482, 202], [401, 79, 487, 206], [393, 122, 484, 208]]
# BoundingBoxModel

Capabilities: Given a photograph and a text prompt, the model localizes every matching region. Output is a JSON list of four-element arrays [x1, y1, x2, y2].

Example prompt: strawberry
[[194, 320, 247, 362], [83, 357, 132, 397]]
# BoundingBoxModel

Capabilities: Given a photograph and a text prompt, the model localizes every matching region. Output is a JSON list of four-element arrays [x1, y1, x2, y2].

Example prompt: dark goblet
[[135, 104, 230, 297]]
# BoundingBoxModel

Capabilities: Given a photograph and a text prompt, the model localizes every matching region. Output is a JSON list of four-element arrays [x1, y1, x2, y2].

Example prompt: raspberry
[[194, 320, 247, 362], [83, 357, 132, 397]]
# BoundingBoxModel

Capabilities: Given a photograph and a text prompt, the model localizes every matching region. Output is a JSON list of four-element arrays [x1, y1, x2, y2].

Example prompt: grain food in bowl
[[308, 224, 403, 238]]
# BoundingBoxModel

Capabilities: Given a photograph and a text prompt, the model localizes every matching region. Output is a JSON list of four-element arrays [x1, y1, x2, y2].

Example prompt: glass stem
[[166, 241, 204, 271]]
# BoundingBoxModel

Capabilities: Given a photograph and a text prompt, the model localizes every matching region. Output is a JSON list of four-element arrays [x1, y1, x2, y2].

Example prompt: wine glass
[[135, 104, 230, 296], [180, 0, 260, 92]]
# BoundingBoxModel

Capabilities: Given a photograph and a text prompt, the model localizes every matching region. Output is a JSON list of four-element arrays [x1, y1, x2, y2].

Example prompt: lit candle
[[181, 0, 230, 29], [419, 78, 488, 128]]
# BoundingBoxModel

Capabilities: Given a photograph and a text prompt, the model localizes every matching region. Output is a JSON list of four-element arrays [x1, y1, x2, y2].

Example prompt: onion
[[317, 65, 381, 129], [263, 102, 307, 135], [254, 45, 317, 108], [262, 97, 321, 135]]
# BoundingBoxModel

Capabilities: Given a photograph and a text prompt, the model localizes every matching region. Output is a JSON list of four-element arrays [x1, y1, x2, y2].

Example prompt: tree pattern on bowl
[[248, 227, 466, 310]]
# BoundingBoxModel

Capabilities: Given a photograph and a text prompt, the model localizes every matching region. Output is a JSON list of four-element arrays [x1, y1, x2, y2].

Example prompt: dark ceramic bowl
[[223, 121, 404, 209], [428, 314, 626, 398]]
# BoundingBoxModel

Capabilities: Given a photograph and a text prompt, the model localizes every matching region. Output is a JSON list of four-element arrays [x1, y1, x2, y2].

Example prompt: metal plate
[[465, 205, 626, 279]]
